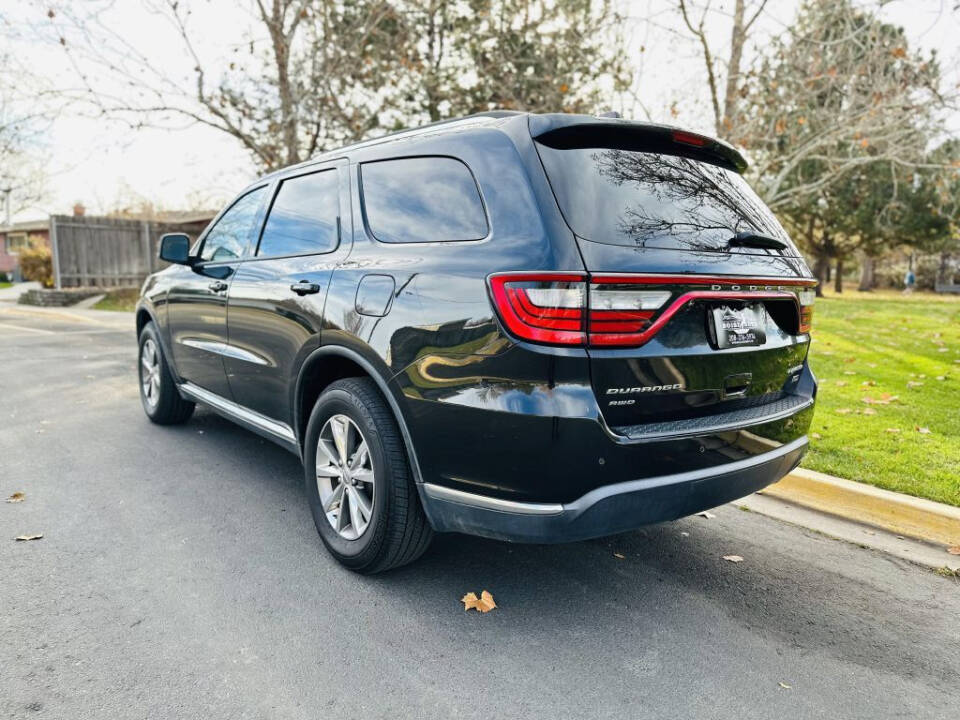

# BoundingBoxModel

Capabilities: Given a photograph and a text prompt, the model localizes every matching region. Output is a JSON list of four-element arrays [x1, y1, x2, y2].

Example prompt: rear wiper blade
[[727, 232, 788, 251]]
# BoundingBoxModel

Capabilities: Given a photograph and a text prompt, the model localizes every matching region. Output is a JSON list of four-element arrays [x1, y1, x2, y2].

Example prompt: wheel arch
[[294, 344, 424, 485]]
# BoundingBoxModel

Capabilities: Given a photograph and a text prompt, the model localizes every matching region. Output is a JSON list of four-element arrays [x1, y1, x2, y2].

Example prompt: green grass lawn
[[93, 288, 140, 312], [0, 281, 11, 289], [805, 290, 960, 507]]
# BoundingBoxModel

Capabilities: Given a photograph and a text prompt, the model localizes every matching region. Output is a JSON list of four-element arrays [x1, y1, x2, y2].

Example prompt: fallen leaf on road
[[680, 531, 690, 537], [722, 555, 744, 563], [15, 533, 43, 541], [779, 682, 792, 690], [946, 546, 960, 556], [698, 511, 716, 519], [613, 552, 625, 559], [916, 426, 931, 434], [461, 590, 497, 613], [6, 492, 25, 503]]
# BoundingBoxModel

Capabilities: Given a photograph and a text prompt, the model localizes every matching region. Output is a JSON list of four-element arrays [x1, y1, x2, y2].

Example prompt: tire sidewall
[[138, 323, 166, 419], [304, 387, 393, 565]]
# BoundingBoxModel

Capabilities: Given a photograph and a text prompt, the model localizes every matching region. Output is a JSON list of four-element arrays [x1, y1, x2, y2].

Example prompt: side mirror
[[159, 233, 192, 265]]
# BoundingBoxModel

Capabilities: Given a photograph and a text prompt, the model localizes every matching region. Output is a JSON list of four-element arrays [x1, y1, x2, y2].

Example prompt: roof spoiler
[[529, 114, 748, 174]]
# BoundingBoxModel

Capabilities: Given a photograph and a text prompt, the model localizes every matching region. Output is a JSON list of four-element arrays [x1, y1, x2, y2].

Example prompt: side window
[[199, 186, 266, 262], [258, 169, 339, 257], [360, 156, 488, 243]]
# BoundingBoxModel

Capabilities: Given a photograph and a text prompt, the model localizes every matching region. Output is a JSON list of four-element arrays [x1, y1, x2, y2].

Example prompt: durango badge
[[606, 384, 684, 394]]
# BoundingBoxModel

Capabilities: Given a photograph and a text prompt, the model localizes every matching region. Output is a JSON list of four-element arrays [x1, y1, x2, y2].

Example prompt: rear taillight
[[798, 288, 815, 334], [488, 274, 671, 347], [489, 273, 815, 347], [488, 273, 587, 346]]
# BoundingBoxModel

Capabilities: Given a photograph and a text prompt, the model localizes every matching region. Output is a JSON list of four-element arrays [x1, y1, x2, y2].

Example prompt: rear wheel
[[304, 378, 432, 573], [138, 322, 194, 425]]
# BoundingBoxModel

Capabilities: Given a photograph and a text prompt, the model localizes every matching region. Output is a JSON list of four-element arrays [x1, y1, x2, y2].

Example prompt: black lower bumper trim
[[420, 437, 808, 543]]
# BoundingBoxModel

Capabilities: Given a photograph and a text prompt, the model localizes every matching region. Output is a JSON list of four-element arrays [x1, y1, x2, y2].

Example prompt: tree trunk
[[813, 253, 829, 297], [858, 255, 875, 291], [720, 0, 746, 139], [834, 259, 844, 294], [825, 263, 831, 283]]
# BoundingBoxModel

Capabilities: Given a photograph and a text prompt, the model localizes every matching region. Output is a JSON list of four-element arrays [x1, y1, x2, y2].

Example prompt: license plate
[[710, 304, 767, 349]]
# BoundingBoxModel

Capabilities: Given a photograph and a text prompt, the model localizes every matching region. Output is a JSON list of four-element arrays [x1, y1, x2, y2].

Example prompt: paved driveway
[[1, 305, 958, 719]]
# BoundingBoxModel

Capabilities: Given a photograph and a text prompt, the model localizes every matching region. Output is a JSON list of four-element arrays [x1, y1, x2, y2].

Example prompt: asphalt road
[[2, 304, 958, 720]]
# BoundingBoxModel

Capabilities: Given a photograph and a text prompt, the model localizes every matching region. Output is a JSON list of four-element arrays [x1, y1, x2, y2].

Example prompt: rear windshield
[[535, 144, 796, 255]]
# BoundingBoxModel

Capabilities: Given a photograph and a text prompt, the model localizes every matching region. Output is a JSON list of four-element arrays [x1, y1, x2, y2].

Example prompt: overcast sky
[[3, 0, 958, 222]]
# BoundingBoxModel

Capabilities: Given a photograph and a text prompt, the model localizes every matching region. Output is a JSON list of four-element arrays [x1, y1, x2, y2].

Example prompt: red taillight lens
[[488, 274, 673, 347], [488, 273, 587, 346], [588, 282, 671, 346]]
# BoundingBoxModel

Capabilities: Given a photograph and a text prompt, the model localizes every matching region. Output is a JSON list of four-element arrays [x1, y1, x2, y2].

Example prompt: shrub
[[19, 238, 54, 288]]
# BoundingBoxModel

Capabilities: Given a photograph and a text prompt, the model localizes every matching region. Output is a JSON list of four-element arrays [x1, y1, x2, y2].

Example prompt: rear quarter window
[[360, 156, 488, 243]]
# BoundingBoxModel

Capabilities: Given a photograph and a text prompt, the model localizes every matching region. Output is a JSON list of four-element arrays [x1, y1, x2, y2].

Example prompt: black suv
[[137, 112, 817, 572]]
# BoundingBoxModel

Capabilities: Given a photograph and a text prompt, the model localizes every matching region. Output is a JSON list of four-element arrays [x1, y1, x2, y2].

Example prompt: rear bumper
[[420, 436, 807, 543]]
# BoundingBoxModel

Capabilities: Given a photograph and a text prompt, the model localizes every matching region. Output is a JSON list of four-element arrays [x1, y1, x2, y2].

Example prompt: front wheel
[[304, 378, 432, 573], [138, 322, 194, 425]]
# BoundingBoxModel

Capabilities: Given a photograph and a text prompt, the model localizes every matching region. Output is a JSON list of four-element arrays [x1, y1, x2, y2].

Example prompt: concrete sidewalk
[[0, 281, 39, 302]]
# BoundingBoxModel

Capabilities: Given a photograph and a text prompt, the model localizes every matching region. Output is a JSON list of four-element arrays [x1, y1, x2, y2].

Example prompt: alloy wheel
[[316, 414, 376, 540], [140, 338, 161, 408]]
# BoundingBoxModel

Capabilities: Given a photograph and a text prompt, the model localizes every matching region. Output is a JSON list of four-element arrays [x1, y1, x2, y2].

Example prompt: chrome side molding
[[178, 381, 296, 445]]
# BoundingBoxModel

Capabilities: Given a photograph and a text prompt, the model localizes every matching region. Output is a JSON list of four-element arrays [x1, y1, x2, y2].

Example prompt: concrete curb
[[762, 468, 960, 548]]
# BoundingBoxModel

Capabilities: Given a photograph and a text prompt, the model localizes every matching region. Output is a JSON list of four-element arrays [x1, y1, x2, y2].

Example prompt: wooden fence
[[50, 215, 211, 288]]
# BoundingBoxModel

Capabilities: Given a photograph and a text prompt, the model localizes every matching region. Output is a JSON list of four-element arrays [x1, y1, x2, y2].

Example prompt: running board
[[177, 382, 299, 454]]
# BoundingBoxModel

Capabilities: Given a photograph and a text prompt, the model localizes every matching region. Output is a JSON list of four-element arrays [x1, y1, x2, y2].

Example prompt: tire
[[138, 322, 195, 425], [304, 377, 433, 573]]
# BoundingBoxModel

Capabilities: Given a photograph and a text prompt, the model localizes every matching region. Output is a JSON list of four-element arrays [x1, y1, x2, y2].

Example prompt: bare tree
[[676, 0, 767, 139], [0, 54, 50, 220], [35, 0, 628, 173]]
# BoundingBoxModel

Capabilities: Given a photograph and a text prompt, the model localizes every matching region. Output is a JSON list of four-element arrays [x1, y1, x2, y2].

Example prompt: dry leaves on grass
[[461, 590, 497, 613], [811, 432, 822, 440], [15, 533, 43, 541], [834, 380, 848, 387], [886, 428, 901, 434], [906, 381, 924, 389], [722, 555, 744, 563], [6, 492, 25, 503], [862, 407, 877, 416], [835, 408, 852, 415], [915, 426, 932, 435]]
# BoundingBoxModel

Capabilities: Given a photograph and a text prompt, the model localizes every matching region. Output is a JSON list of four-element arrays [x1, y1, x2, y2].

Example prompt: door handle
[[290, 280, 321, 296], [208, 280, 228, 293]]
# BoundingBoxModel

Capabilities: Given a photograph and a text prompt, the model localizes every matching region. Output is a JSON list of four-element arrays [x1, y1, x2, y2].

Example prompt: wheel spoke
[[336, 488, 350, 533], [315, 462, 342, 479], [351, 468, 374, 485], [351, 485, 372, 522], [331, 417, 350, 466], [347, 486, 365, 532], [349, 441, 368, 471], [322, 482, 344, 512], [318, 438, 340, 468]]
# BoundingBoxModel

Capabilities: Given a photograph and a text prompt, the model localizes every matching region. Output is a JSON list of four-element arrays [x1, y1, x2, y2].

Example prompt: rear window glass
[[535, 144, 795, 254], [258, 169, 339, 257], [360, 157, 488, 243]]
